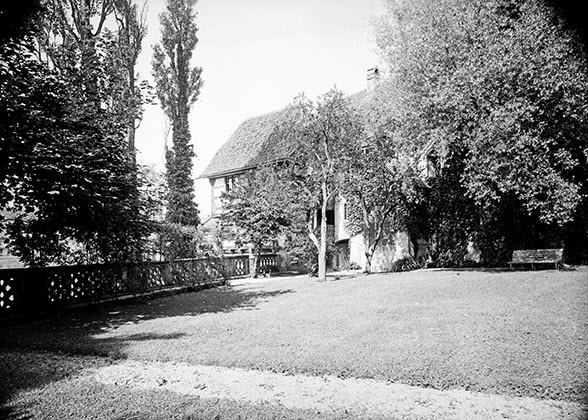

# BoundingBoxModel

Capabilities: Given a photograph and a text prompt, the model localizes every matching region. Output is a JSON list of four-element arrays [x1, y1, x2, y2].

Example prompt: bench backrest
[[511, 248, 563, 263]]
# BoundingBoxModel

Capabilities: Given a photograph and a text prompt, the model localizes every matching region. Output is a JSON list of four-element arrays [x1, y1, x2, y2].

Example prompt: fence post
[[27, 268, 48, 311]]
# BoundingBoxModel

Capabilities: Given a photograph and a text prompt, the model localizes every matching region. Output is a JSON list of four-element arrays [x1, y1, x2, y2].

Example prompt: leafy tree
[[0, 0, 151, 266], [151, 0, 203, 226], [157, 223, 202, 260], [40, 0, 115, 102], [278, 89, 364, 281], [40, 0, 148, 155], [0, 53, 149, 265], [110, 0, 149, 160], [220, 165, 307, 277], [425, 143, 479, 266], [104, 0, 150, 260], [375, 0, 588, 264], [341, 133, 423, 272], [138, 164, 167, 222]]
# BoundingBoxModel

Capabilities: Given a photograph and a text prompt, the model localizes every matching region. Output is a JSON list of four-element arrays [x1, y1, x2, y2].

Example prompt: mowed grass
[[2, 268, 587, 405]]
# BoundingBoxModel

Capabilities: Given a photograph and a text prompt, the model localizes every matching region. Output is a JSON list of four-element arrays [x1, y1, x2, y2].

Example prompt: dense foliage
[[151, 0, 203, 226], [341, 96, 424, 272], [0, 0, 151, 266], [0, 0, 43, 43], [375, 0, 588, 265]]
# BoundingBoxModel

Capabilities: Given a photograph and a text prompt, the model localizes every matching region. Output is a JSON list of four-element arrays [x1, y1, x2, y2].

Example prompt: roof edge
[[197, 165, 256, 180]]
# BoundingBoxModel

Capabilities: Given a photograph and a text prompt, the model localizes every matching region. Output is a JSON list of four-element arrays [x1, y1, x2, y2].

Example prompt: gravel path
[[91, 359, 587, 420]]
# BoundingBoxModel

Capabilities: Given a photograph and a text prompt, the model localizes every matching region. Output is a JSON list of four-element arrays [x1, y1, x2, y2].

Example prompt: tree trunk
[[318, 182, 328, 281], [307, 208, 320, 250], [364, 251, 373, 274], [364, 235, 380, 274], [253, 244, 261, 278], [128, 68, 137, 161]]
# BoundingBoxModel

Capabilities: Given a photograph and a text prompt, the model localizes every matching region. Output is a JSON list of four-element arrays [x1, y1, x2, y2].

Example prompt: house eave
[[198, 156, 293, 180], [197, 166, 256, 180]]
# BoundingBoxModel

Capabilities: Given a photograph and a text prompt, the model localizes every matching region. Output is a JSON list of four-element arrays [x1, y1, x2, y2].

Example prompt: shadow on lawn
[[0, 285, 294, 418]]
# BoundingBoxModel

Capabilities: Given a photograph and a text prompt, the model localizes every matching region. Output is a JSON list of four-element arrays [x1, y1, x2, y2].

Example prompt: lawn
[[1, 267, 587, 418]]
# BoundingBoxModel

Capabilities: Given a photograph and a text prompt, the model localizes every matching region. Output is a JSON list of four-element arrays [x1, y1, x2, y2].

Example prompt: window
[[224, 176, 235, 192], [326, 209, 335, 225]]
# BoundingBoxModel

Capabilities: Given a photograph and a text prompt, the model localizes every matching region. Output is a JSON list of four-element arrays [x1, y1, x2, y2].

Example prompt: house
[[199, 68, 428, 272]]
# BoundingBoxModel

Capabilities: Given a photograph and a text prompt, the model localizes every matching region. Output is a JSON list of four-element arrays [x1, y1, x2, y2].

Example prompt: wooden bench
[[509, 248, 563, 270]]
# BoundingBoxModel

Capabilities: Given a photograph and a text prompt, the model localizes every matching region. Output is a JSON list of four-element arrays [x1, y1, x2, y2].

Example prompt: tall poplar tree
[[151, 0, 203, 226], [111, 0, 148, 161]]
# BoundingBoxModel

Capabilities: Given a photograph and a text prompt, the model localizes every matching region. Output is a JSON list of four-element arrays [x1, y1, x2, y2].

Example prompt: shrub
[[341, 261, 362, 270], [391, 257, 421, 272]]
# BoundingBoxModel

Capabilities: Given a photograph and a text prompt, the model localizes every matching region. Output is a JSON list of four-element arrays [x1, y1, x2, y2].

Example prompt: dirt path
[[91, 359, 586, 420]]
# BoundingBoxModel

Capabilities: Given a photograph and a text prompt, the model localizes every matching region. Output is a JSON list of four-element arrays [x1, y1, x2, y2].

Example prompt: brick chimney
[[367, 67, 380, 91]]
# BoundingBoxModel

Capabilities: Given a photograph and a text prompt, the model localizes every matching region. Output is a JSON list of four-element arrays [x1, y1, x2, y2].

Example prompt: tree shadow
[[0, 285, 294, 418]]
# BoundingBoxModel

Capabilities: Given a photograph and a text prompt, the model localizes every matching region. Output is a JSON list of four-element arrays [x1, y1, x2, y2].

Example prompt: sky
[[134, 0, 385, 220]]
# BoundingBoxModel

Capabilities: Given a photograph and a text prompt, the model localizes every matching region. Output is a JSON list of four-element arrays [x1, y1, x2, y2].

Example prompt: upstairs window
[[224, 176, 235, 192]]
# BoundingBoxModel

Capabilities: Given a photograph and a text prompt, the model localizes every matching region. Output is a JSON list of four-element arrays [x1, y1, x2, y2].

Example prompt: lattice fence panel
[[1, 257, 231, 316], [145, 264, 167, 289], [47, 272, 68, 304], [92, 266, 120, 300], [0, 276, 16, 311], [170, 261, 192, 287], [190, 259, 215, 285], [47, 269, 90, 304]]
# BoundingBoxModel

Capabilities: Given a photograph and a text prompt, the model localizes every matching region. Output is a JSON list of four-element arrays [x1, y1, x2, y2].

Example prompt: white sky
[[134, 0, 384, 219]]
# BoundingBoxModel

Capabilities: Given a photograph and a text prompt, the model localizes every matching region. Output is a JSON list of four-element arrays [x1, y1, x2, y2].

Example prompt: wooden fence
[[0, 253, 278, 316]]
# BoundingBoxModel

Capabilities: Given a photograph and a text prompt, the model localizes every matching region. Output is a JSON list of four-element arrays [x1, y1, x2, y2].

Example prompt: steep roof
[[199, 89, 372, 179]]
